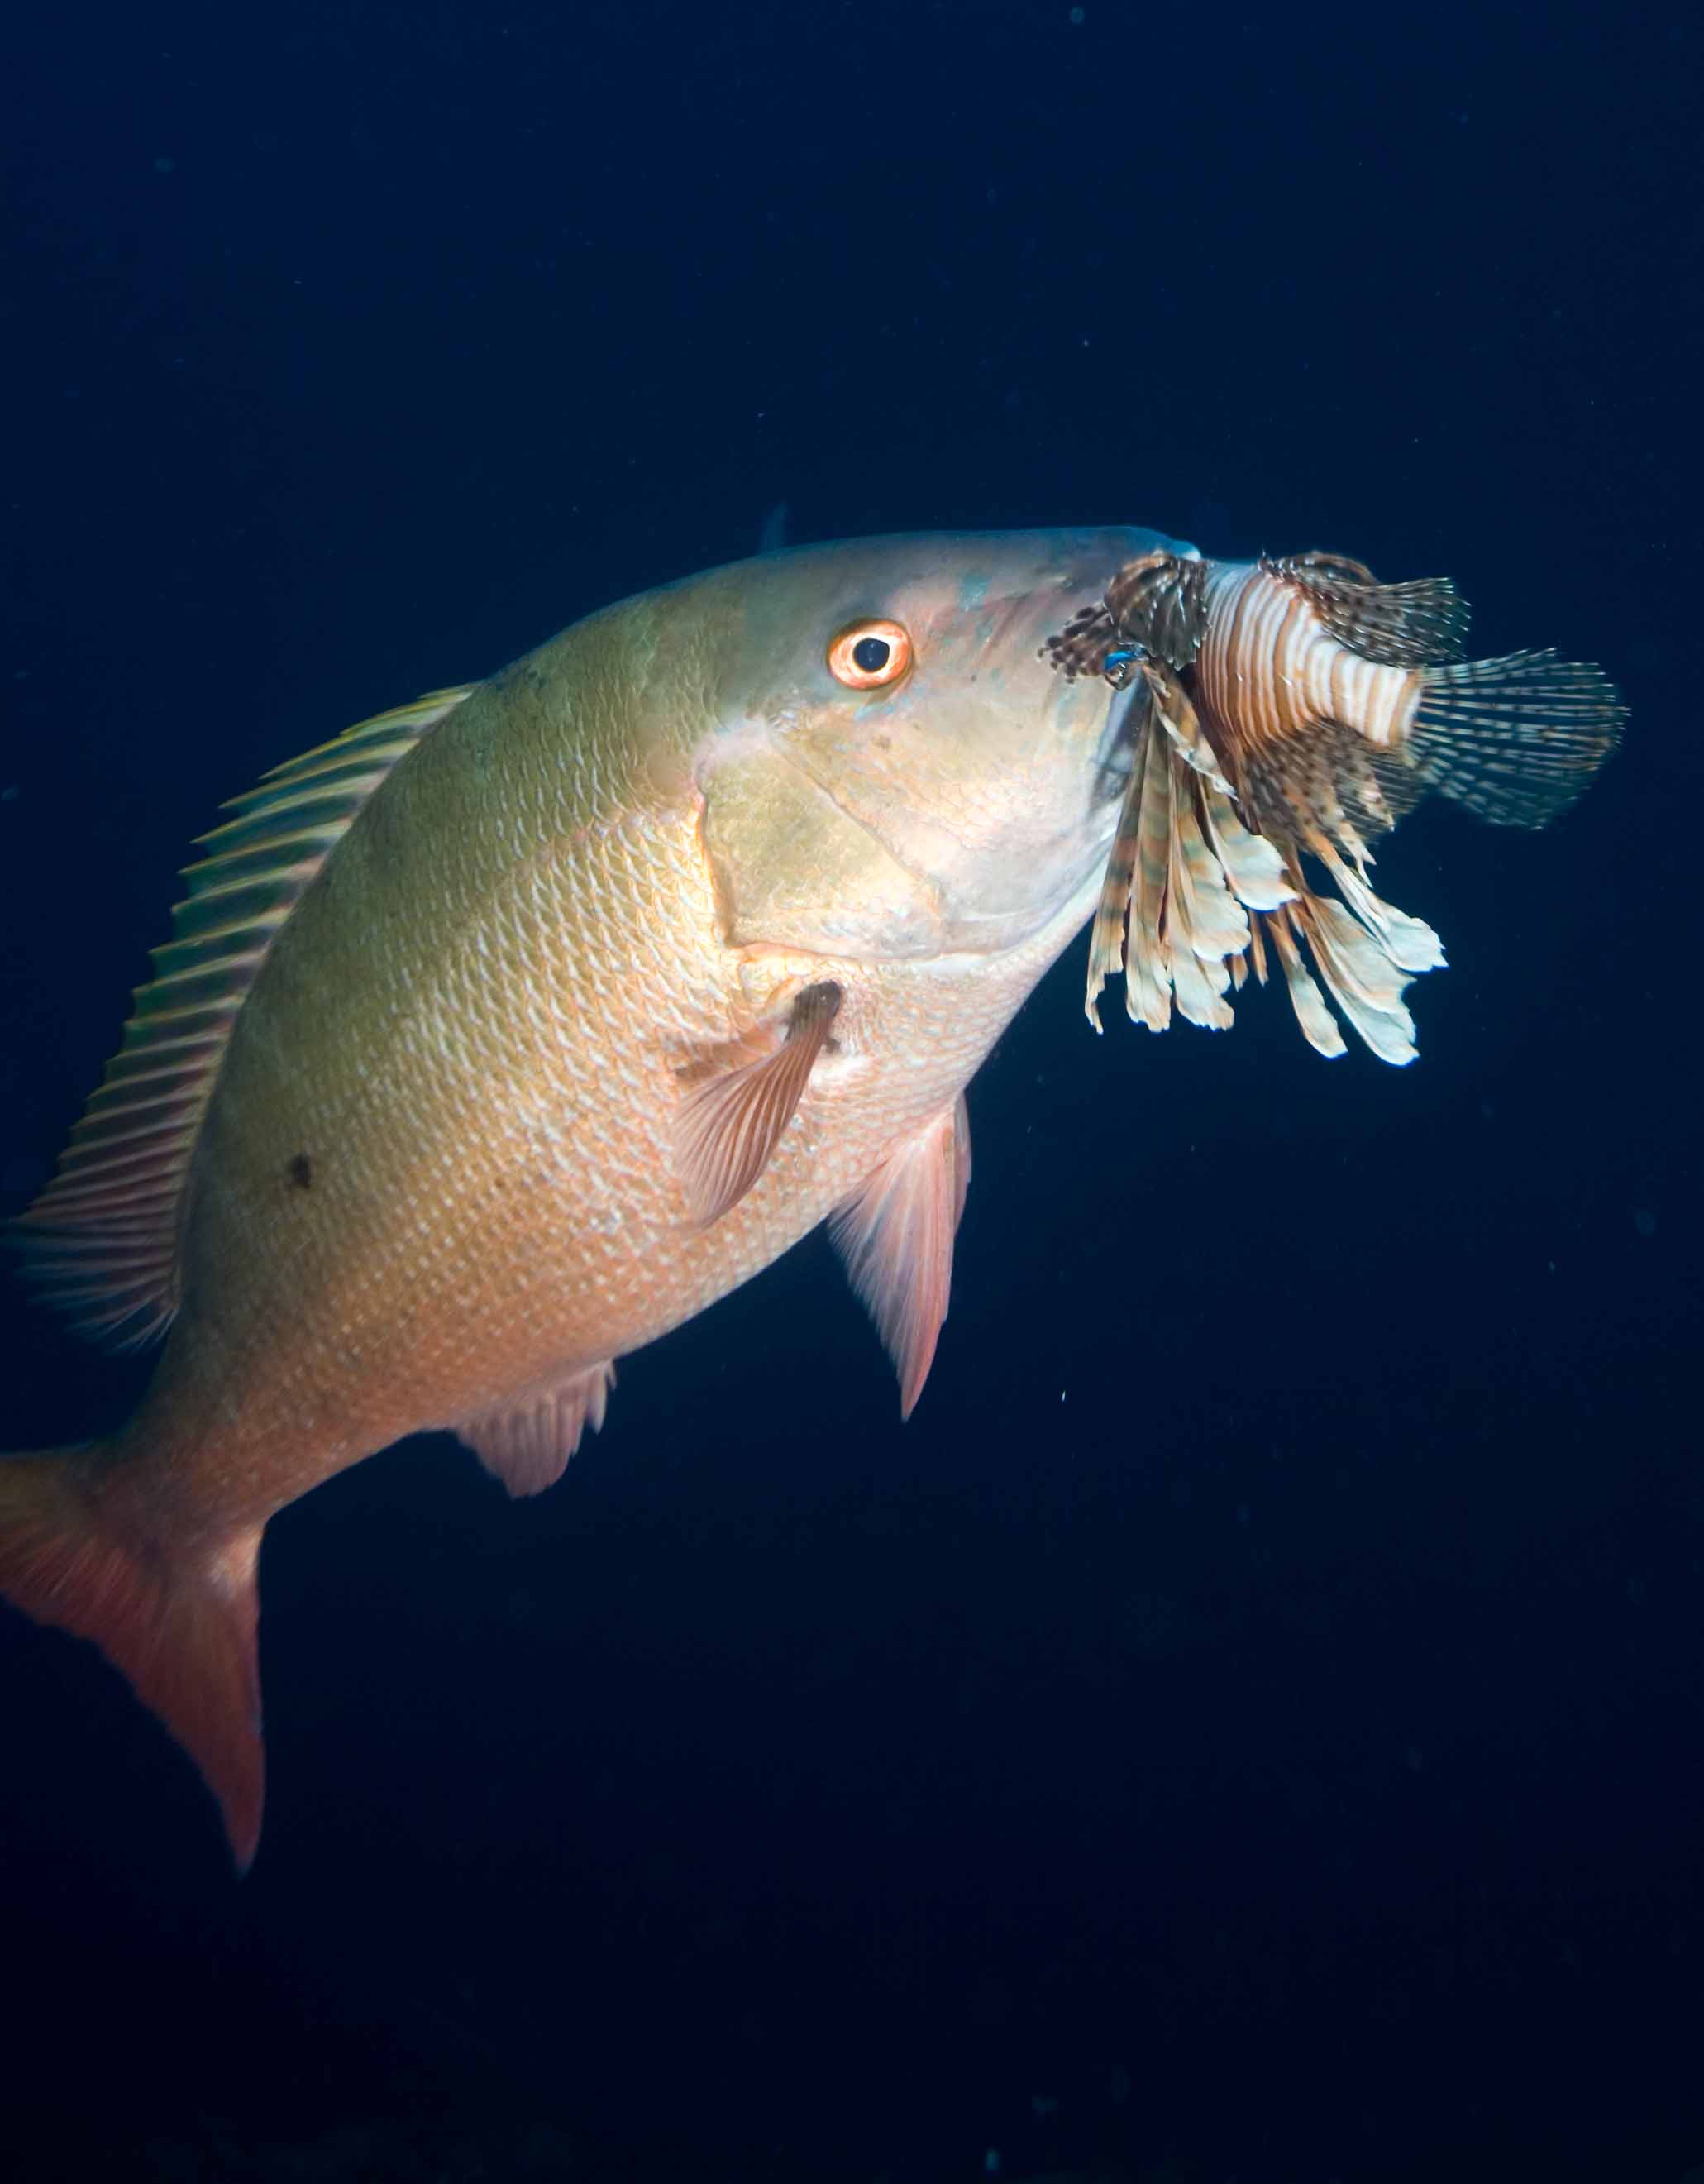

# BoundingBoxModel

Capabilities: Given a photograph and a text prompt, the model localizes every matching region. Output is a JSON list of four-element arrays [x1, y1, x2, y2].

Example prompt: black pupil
[[852, 635, 890, 675]]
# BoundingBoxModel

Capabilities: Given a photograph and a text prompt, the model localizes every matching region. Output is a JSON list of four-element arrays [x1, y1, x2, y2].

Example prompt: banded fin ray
[[1274, 552, 1471, 667], [15, 686, 476, 1345], [1046, 541, 1623, 1068], [1410, 650, 1627, 826], [1093, 689, 1438, 1064]]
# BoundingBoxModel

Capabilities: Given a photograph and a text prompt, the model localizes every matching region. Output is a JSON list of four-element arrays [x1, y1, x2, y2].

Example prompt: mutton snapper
[[0, 528, 1622, 1864]]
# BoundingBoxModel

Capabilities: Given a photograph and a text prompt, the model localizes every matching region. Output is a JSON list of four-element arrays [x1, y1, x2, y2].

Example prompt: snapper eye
[[827, 618, 913, 691]]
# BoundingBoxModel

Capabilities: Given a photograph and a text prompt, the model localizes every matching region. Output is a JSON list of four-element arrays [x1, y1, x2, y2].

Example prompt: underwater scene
[[1, 2, 1697, 2179]]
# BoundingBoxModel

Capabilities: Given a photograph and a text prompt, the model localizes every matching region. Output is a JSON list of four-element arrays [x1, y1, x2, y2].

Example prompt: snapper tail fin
[[0, 1446, 264, 1870]]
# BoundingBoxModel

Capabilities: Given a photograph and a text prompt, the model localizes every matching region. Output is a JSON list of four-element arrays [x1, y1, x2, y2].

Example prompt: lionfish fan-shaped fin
[[1143, 660, 1234, 796], [1106, 736, 1288, 1039], [675, 982, 842, 1225], [1165, 782, 1246, 1030], [1124, 705, 1178, 1034], [1175, 789, 1252, 962], [1038, 600, 1121, 683], [1315, 721, 1430, 843], [1304, 829, 1446, 976], [14, 686, 477, 1345], [829, 1097, 970, 1420], [1084, 692, 1154, 1031], [1167, 932, 1236, 1032], [1290, 895, 1424, 1066], [1104, 552, 1208, 671], [1410, 650, 1626, 826], [1258, 907, 1348, 1059], [458, 1361, 616, 1499], [1365, 743, 1433, 829], [1283, 551, 1379, 587], [1196, 783, 1296, 912], [1273, 554, 1471, 667], [1157, 791, 1231, 1030]]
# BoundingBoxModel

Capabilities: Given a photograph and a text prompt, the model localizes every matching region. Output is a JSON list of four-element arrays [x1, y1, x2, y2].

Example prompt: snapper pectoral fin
[[674, 982, 843, 1225]]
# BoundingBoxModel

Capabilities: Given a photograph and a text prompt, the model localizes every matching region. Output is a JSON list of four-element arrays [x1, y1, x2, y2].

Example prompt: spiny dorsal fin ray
[[1272, 552, 1471, 667], [15, 684, 476, 1345]]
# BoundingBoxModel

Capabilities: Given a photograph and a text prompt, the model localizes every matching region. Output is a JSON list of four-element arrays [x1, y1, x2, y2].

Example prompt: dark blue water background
[[2, 3, 1699, 2178]]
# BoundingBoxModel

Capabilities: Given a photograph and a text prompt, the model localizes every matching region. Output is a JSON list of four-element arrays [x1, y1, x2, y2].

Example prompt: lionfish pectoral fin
[[674, 981, 842, 1225], [1084, 687, 1155, 1032], [1142, 659, 1236, 796], [456, 1360, 617, 1498], [828, 1096, 970, 1420], [1409, 650, 1626, 826], [1258, 906, 1348, 1060]]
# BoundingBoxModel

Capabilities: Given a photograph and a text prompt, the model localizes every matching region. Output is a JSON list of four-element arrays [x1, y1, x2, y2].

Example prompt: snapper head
[[681, 528, 1198, 967]]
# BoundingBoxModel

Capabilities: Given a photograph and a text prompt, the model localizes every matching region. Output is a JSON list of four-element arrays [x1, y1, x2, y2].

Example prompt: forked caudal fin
[[0, 1446, 264, 1869]]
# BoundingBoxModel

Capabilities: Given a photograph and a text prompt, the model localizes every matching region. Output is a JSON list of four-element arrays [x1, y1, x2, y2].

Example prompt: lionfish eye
[[827, 618, 913, 690]]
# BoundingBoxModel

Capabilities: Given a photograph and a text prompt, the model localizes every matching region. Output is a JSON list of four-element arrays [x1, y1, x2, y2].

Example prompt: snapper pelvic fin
[[830, 1096, 971, 1419], [15, 685, 476, 1346]]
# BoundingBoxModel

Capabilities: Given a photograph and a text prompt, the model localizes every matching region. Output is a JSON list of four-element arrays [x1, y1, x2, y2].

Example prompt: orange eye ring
[[826, 618, 913, 691]]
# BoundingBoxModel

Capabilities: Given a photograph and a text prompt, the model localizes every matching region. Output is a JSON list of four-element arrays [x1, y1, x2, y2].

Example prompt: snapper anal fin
[[456, 1360, 617, 1498]]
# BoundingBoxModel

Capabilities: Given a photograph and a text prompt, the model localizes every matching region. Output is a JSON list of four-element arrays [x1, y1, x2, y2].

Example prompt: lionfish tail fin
[[1410, 649, 1625, 827]]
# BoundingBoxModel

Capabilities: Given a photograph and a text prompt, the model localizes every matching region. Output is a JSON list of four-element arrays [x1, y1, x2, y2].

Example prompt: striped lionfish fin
[[1088, 663, 1440, 1064], [1273, 552, 1471, 667], [14, 684, 476, 1344], [1044, 542, 1622, 1067], [1408, 649, 1625, 827]]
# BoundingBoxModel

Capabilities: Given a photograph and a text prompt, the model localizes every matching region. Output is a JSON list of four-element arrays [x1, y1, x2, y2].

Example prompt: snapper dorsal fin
[[16, 684, 475, 1344]]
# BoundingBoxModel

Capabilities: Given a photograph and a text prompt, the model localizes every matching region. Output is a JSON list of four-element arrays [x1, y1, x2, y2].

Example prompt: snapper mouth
[[1041, 547, 1625, 1065]]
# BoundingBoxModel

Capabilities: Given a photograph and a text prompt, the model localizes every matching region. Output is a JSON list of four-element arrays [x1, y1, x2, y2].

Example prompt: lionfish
[[1042, 547, 1624, 1063]]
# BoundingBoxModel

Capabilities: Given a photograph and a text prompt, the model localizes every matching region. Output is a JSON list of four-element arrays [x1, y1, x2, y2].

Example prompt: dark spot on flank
[[287, 1152, 313, 1190]]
